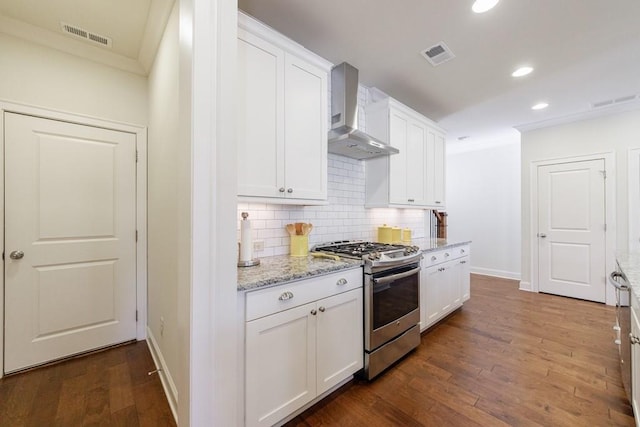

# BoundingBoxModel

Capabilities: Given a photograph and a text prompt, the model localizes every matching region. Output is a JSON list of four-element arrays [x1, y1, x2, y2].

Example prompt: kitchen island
[[616, 251, 640, 422]]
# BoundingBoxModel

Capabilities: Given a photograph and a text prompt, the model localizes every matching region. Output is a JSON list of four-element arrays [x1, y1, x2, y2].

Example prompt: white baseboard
[[519, 281, 532, 292], [471, 267, 521, 281], [146, 327, 178, 423]]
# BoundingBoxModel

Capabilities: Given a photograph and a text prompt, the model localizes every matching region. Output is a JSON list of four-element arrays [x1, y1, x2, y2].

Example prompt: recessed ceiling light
[[472, 0, 500, 13], [512, 66, 533, 77], [531, 102, 549, 110]]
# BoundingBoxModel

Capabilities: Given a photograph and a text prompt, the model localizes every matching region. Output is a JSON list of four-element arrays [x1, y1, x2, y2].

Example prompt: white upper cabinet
[[237, 13, 330, 204], [364, 97, 446, 209]]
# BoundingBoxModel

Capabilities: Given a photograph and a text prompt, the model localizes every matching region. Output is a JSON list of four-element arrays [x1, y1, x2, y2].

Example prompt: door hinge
[[136, 310, 138, 321], [604, 224, 607, 231], [136, 230, 138, 242], [600, 170, 606, 179], [136, 150, 139, 163], [1, 251, 3, 260]]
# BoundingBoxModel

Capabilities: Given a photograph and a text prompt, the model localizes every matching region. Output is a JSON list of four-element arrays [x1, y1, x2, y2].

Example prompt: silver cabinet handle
[[279, 187, 285, 193], [444, 252, 450, 257], [435, 201, 441, 204], [278, 291, 294, 301], [460, 260, 467, 264], [630, 333, 640, 345], [431, 256, 437, 261], [538, 233, 547, 238], [287, 188, 293, 193], [609, 271, 630, 291], [461, 249, 465, 254], [10, 250, 24, 260], [337, 278, 348, 286], [408, 199, 415, 202], [319, 306, 325, 312], [310, 309, 317, 315]]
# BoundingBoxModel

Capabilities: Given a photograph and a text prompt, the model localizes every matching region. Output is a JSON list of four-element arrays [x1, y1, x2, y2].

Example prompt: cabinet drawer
[[246, 268, 363, 321], [422, 245, 470, 267]]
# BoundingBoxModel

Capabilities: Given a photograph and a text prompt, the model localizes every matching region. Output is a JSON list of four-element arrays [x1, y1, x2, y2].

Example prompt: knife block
[[290, 235, 309, 257]]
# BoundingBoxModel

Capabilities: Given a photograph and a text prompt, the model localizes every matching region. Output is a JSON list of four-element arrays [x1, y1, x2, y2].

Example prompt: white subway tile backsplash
[[237, 152, 430, 258]]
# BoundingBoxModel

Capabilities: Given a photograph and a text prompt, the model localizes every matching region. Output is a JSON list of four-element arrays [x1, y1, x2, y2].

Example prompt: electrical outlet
[[254, 240, 264, 251]]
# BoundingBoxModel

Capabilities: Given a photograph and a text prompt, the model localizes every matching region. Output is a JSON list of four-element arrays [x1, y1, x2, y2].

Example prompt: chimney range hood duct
[[328, 62, 399, 160]]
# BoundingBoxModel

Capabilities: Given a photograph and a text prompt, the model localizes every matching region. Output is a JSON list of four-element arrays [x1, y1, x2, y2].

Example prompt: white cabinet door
[[316, 289, 363, 395], [237, 30, 285, 198], [245, 302, 317, 427], [425, 128, 446, 208], [631, 304, 640, 419], [422, 264, 444, 330], [459, 256, 471, 302], [284, 54, 328, 200], [388, 110, 408, 205], [406, 120, 427, 205], [364, 98, 445, 209]]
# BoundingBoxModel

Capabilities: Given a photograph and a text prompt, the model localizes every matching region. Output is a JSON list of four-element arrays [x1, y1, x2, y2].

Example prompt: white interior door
[[537, 159, 606, 302], [4, 112, 137, 373]]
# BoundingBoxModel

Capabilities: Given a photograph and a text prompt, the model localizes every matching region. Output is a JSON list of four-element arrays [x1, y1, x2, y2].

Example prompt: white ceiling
[[2, 0, 639, 149], [238, 0, 640, 149], [0, 0, 175, 75]]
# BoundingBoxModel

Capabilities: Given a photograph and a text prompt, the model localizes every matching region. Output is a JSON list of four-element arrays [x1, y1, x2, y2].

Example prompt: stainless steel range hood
[[328, 62, 399, 160]]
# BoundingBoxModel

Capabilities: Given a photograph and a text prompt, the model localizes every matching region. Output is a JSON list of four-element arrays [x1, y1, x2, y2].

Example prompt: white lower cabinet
[[631, 295, 640, 421], [244, 269, 363, 427], [420, 245, 471, 332]]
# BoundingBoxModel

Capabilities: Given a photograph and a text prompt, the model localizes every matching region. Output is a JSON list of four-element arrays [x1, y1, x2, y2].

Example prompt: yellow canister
[[290, 235, 309, 257], [377, 224, 392, 243], [402, 228, 412, 244], [392, 227, 402, 244]]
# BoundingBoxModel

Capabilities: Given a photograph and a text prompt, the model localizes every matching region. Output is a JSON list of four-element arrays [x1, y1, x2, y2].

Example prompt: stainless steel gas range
[[313, 241, 423, 379]]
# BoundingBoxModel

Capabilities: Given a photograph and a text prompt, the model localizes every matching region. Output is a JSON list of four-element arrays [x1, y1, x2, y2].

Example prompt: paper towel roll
[[240, 216, 253, 262]]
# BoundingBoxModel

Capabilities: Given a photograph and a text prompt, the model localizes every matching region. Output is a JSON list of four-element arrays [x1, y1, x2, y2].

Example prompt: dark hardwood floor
[[0, 340, 175, 427], [1, 275, 634, 426], [286, 274, 635, 427]]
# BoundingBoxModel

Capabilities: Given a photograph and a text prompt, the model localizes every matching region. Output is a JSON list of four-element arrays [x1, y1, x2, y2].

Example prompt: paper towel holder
[[238, 212, 260, 267]]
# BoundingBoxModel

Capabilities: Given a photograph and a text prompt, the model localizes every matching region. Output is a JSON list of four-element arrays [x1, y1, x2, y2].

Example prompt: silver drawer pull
[[444, 252, 450, 257], [319, 306, 325, 312], [460, 260, 466, 264], [337, 278, 348, 286], [461, 249, 465, 254], [278, 291, 294, 301], [431, 256, 437, 261], [310, 309, 317, 315]]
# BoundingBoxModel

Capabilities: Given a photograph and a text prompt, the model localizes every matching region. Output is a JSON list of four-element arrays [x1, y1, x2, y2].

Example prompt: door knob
[[10, 250, 24, 260]]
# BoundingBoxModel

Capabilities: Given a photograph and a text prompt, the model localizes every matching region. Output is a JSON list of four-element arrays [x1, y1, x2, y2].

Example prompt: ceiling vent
[[421, 42, 455, 66], [592, 94, 638, 109], [60, 22, 112, 48]]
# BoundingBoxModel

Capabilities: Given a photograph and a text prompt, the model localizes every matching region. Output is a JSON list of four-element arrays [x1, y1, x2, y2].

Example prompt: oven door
[[365, 263, 420, 351]]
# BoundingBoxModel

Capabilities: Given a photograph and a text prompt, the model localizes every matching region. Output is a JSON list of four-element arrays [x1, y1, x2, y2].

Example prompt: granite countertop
[[420, 238, 472, 253], [616, 251, 640, 298], [238, 255, 362, 291]]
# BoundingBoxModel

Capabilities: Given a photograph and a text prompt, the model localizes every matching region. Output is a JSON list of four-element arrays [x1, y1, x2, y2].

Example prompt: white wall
[[521, 109, 640, 288], [446, 141, 521, 279], [0, 33, 147, 124], [147, 2, 179, 416]]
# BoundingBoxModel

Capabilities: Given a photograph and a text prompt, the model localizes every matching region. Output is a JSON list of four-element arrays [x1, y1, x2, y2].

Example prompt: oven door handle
[[609, 271, 630, 291], [373, 266, 421, 286]]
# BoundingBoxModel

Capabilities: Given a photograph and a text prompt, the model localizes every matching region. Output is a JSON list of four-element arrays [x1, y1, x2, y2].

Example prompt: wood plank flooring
[[0, 340, 175, 427], [286, 274, 635, 426], [0, 275, 634, 426]]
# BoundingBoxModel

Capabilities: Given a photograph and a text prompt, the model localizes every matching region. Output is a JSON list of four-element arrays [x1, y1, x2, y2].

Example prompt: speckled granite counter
[[617, 251, 640, 298], [237, 255, 363, 291], [420, 238, 472, 253]]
